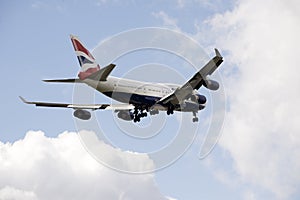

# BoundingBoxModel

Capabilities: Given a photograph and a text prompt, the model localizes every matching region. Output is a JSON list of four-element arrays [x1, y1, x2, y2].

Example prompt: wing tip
[[214, 48, 222, 58], [19, 96, 29, 104]]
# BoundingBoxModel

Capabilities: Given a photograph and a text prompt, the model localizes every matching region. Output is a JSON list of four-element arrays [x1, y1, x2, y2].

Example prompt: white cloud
[[152, 11, 180, 31], [176, 0, 228, 11], [176, 0, 185, 8], [202, 0, 300, 199], [0, 186, 38, 200], [31, 1, 45, 9], [0, 131, 172, 200], [96, 0, 108, 6], [95, 0, 121, 6], [243, 190, 256, 200]]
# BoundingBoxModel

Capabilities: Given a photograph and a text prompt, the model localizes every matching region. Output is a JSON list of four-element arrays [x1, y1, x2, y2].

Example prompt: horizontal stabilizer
[[86, 63, 116, 81], [43, 78, 82, 83]]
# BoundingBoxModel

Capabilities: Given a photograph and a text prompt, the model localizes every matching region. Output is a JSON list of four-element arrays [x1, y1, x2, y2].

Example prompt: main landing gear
[[132, 106, 199, 123], [192, 111, 199, 122], [133, 107, 148, 123], [166, 105, 174, 115]]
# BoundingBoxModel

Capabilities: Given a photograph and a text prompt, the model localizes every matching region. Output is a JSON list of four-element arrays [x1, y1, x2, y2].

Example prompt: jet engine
[[203, 77, 219, 91], [191, 94, 207, 104], [73, 109, 91, 120], [117, 110, 134, 121]]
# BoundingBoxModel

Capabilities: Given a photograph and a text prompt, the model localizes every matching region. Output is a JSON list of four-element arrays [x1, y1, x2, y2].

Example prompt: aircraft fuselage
[[83, 76, 204, 112]]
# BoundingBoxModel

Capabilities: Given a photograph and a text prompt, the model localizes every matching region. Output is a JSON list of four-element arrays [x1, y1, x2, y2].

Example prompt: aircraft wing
[[19, 96, 134, 110], [155, 49, 223, 105]]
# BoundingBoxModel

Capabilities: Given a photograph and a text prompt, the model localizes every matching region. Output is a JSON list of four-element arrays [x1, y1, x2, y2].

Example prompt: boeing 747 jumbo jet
[[20, 35, 223, 123]]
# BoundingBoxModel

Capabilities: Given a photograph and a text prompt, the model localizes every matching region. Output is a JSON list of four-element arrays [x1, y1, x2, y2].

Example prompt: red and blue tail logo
[[70, 35, 100, 80]]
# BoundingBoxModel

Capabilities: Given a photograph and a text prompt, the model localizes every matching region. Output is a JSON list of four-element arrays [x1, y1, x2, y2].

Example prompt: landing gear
[[192, 117, 199, 122], [133, 107, 148, 123], [167, 105, 174, 115], [133, 117, 140, 123], [192, 111, 199, 123]]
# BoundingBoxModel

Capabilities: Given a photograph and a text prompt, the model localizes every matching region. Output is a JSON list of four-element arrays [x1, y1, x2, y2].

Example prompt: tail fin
[[70, 35, 100, 80]]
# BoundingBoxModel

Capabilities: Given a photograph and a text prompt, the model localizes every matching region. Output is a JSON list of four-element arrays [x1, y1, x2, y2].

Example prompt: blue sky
[[0, 0, 228, 141], [1, 0, 300, 200]]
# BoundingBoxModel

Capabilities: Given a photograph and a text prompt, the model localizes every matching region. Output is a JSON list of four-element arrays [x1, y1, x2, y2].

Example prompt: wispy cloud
[[176, 0, 185, 8], [152, 11, 180, 31], [31, 1, 64, 12], [176, 0, 230, 11]]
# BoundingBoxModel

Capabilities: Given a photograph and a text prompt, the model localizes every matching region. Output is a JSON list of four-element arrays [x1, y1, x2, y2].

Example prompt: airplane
[[20, 35, 223, 123]]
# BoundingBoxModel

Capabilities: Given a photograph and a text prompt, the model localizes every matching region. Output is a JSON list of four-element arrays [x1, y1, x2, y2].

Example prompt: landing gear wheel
[[133, 116, 141, 123], [132, 106, 149, 122], [192, 111, 198, 122], [167, 106, 174, 115]]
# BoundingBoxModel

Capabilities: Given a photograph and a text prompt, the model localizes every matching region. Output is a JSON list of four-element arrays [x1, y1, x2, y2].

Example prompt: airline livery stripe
[[77, 56, 94, 65], [78, 66, 100, 80], [71, 38, 94, 60]]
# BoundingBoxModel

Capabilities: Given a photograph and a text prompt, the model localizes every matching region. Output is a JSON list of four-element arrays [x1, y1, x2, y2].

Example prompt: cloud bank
[[204, 0, 300, 199], [0, 131, 171, 200]]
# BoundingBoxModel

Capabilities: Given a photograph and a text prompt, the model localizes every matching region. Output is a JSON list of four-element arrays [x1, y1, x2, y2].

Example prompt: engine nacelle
[[117, 110, 134, 121], [73, 109, 91, 120], [191, 94, 207, 104], [203, 78, 219, 91]]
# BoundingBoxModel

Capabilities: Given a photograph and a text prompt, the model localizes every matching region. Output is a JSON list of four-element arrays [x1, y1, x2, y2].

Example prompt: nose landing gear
[[192, 111, 199, 122]]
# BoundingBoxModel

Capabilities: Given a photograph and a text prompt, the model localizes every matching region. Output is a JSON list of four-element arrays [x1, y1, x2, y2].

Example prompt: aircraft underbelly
[[101, 91, 161, 106]]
